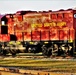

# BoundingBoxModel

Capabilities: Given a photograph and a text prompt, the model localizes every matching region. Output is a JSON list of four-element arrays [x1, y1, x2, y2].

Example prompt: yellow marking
[[44, 42, 48, 44]]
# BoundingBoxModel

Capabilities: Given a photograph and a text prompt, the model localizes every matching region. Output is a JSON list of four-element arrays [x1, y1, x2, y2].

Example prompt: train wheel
[[51, 44, 58, 57], [47, 47, 52, 57], [42, 45, 48, 56], [3, 50, 7, 56], [9, 49, 16, 56], [60, 44, 72, 57], [11, 53, 16, 56]]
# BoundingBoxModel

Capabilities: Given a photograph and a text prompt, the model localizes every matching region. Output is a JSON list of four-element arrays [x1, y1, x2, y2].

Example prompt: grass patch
[[0, 59, 76, 72]]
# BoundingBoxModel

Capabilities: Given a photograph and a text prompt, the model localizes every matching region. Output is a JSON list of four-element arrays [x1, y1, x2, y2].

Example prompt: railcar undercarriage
[[0, 41, 74, 57]]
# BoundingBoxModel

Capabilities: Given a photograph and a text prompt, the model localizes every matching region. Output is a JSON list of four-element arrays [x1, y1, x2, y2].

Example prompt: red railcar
[[0, 9, 76, 56]]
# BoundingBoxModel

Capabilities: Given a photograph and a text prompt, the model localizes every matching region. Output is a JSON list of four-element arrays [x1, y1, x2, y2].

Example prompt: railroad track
[[0, 53, 75, 59]]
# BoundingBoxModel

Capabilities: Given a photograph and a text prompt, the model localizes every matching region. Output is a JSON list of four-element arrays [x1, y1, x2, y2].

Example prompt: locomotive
[[0, 9, 76, 57]]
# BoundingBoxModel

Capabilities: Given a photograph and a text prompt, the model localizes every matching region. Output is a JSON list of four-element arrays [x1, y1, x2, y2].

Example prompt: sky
[[0, 0, 76, 14]]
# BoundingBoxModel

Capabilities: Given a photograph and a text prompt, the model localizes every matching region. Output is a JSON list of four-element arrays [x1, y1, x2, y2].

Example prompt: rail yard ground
[[0, 53, 76, 75]]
